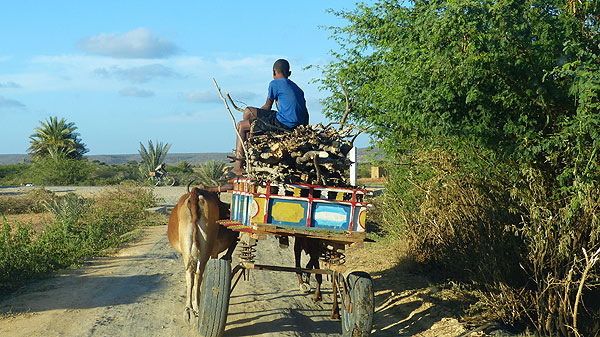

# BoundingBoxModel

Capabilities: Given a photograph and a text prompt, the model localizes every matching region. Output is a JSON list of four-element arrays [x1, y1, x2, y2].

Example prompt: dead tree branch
[[212, 78, 251, 175], [227, 92, 245, 112], [338, 77, 352, 130]]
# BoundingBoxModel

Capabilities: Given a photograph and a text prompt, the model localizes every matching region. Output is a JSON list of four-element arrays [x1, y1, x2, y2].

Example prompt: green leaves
[[137, 140, 171, 178], [27, 116, 88, 160], [319, 1, 600, 335]]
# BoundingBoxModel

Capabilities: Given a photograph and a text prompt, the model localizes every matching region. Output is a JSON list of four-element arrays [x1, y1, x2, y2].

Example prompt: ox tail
[[187, 179, 196, 193]]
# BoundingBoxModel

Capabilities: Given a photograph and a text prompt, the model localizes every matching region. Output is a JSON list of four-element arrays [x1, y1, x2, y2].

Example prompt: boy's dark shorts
[[252, 109, 294, 135]]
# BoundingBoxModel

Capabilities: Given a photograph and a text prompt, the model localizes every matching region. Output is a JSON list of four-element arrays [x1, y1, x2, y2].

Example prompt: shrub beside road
[[0, 183, 156, 296]]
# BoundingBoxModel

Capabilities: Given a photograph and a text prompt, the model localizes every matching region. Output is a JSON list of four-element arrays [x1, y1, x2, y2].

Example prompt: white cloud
[[119, 87, 155, 97], [186, 90, 220, 103], [0, 96, 25, 108], [77, 28, 180, 59], [0, 81, 20, 88], [215, 55, 275, 70], [226, 90, 260, 106], [94, 64, 179, 83]]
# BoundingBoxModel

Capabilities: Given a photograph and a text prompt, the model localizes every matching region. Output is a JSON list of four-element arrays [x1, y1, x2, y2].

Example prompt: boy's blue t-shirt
[[267, 78, 308, 128]]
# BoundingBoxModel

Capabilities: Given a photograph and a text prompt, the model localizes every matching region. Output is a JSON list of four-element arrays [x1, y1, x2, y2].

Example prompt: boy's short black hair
[[273, 59, 291, 77]]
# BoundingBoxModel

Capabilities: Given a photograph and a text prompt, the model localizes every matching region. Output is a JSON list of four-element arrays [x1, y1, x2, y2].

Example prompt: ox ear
[[197, 195, 207, 213]]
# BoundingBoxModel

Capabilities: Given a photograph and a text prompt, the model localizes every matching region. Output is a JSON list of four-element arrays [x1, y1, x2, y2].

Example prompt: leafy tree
[[319, 0, 599, 335], [174, 161, 193, 173], [27, 117, 88, 160], [138, 140, 171, 178]]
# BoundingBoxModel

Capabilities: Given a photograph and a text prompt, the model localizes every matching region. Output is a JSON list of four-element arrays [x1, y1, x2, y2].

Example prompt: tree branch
[[338, 77, 352, 130], [212, 78, 251, 175]]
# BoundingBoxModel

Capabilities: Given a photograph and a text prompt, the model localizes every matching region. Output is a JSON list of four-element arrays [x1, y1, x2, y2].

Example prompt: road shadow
[[0, 272, 167, 315], [225, 307, 340, 336]]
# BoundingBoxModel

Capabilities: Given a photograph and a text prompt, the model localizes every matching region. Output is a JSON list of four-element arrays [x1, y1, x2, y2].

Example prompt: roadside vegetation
[[0, 183, 156, 296], [319, 1, 599, 336]]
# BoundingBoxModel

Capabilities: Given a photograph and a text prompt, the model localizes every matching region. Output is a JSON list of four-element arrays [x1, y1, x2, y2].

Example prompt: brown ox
[[168, 187, 238, 324], [294, 237, 340, 319]]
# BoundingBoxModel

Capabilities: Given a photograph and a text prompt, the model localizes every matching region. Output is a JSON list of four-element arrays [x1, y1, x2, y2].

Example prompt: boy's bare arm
[[260, 98, 274, 110]]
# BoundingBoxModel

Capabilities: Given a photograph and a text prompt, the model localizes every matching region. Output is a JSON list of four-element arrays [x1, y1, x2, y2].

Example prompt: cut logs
[[245, 123, 357, 186]]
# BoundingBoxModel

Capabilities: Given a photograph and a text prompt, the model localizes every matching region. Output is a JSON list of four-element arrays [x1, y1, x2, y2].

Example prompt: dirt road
[[0, 186, 364, 336], [0, 186, 483, 336]]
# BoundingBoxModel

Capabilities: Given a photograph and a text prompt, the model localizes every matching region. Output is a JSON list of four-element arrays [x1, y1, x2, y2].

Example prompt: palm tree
[[138, 140, 171, 178], [28, 117, 88, 159], [196, 160, 228, 186]]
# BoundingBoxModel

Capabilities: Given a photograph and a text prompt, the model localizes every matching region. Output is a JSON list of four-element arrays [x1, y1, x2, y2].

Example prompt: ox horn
[[186, 179, 196, 193]]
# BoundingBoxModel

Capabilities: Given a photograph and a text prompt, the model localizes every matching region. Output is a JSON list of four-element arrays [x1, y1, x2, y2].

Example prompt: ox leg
[[295, 240, 310, 293], [308, 256, 322, 302], [184, 263, 196, 325], [220, 235, 239, 262], [191, 266, 201, 314], [193, 249, 211, 314], [331, 277, 340, 320]]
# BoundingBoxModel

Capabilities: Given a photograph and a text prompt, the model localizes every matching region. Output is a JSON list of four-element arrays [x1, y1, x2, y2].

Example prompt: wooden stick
[[212, 78, 251, 175], [573, 247, 600, 335], [338, 77, 351, 130], [227, 92, 245, 112]]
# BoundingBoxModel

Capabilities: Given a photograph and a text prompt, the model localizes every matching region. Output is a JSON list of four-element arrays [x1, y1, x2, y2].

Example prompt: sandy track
[[0, 186, 353, 337], [0, 185, 483, 336]]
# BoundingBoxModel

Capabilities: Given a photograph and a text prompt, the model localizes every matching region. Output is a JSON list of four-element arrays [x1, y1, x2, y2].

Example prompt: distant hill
[[85, 153, 231, 165], [0, 153, 230, 165], [0, 147, 383, 166]]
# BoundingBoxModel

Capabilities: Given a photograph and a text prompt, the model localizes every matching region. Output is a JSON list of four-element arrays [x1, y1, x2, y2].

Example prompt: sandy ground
[[0, 186, 489, 336]]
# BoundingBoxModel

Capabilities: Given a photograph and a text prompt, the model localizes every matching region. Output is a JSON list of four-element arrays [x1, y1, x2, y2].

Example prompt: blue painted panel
[[311, 202, 352, 231], [243, 195, 252, 226], [231, 193, 240, 221]]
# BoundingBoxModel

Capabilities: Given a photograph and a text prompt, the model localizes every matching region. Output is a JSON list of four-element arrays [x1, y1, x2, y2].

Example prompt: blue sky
[[0, 1, 372, 155]]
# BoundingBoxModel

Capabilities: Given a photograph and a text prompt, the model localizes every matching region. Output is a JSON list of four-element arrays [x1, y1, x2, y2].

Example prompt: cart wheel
[[340, 271, 374, 337], [197, 259, 231, 337]]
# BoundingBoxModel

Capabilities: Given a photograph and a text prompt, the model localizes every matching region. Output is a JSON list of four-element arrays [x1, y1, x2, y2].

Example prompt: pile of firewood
[[245, 123, 357, 186], [211, 77, 360, 187]]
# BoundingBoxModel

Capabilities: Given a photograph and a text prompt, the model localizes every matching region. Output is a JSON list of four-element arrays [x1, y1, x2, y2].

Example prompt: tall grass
[[383, 147, 600, 336], [0, 183, 155, 296]]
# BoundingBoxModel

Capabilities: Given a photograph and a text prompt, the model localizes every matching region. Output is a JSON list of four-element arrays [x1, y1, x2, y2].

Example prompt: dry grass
[[2, 212, 54, 234], [344, 239, 483, 336]]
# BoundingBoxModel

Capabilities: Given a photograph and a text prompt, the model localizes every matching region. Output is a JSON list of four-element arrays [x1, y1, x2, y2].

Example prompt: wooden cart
[[197, 178, 375, 337]]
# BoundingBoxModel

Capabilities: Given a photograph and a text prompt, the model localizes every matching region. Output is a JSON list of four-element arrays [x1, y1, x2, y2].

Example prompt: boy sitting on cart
[[230, 59, 309, 177]]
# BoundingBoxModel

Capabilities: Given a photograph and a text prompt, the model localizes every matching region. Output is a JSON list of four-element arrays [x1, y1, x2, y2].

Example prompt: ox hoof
[[330, 311, 340, 320], [183, 307, 196, 325], [299, 282, 311, 293], [313, 293, 322, 302]]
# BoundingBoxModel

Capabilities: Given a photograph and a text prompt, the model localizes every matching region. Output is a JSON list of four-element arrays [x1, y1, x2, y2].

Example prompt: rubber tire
[[340, 272, 374, 337], [197, 259, 231, 337], [165, 176, 175, 186]]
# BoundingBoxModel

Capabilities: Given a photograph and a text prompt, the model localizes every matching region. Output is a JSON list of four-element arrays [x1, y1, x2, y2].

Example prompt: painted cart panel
[[230, 178, 371, 232]]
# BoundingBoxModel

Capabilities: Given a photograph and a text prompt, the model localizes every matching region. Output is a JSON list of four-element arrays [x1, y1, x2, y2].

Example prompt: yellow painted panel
[[252, 197, 265, 223], [271, 202, 305, 223], [336, 192, 343, 201], [359, 208, 367, 229]]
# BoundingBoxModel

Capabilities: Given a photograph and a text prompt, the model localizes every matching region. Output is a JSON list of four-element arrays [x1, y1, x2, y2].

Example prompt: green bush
[[0, 164, 32, 186], [84, 162, 140, 186], [319, 1, 600, 334], [29, 155, 91, 186], [385, 148, 526, 285], [0, 184, 155, 296]]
